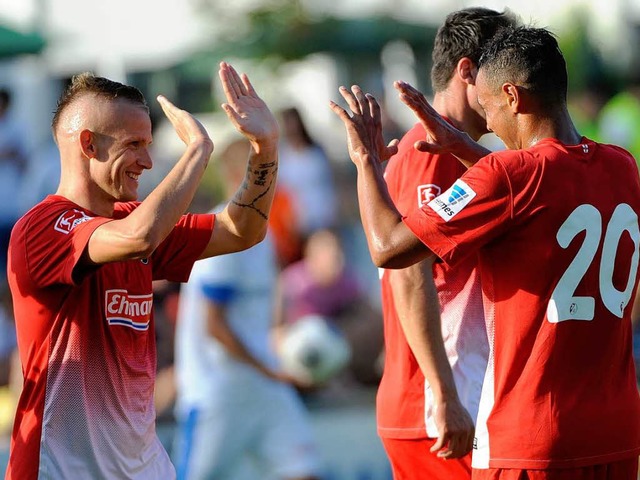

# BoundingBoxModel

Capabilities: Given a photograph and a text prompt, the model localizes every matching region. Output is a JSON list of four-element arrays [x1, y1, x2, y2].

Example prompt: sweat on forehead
[[52, 74, 147, 138], [55, 94, 146, 139]]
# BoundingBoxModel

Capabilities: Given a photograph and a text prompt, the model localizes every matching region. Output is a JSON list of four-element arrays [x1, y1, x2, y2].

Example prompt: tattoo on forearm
[[253, 161, 276, 187], [231, 164, 277, 220]]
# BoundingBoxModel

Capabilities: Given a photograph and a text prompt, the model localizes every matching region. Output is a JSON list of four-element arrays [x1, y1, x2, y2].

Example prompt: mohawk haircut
[[51, 72, 148, 138]]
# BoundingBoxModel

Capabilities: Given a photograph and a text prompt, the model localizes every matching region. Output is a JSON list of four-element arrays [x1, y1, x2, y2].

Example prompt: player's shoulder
[[401, 122, 428, 142], [23, 194, 75, 214], [465, 149, 533, 192], [526, 137, 635, 166], [471, 149, 516, 175], [482, 143, 543, 169], [113, 201, 141, 218], [15, 195, 79, 230], [387, 123, 445, 173], [390, 123, 423, 156], [14, 195, 103, 239], [594, 140, 636, 161]]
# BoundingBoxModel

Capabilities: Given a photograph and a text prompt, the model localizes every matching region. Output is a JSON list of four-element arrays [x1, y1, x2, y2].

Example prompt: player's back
[[473, 137, 640, 468], [482, 137, 640, 322]]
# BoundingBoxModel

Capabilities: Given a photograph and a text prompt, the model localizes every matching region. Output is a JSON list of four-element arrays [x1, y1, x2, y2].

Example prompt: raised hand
[[329, 85, 398, 166], [394, 80, 464, 154], [156, 95, 213, 152], [218, 62, 278, 146], [395, 80, 489, 166]]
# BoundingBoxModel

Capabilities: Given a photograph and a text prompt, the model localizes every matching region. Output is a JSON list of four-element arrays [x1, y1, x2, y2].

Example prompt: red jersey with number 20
[[377, 123, 488, 440], [7, 195, 214, 480], [404, 138, 640, 470]]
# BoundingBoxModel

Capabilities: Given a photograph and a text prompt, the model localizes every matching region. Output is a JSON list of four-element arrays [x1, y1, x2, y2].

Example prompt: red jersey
[[6, 195, 214, 480], [404, 138, 640, 469], [378, 123, 487, 439]]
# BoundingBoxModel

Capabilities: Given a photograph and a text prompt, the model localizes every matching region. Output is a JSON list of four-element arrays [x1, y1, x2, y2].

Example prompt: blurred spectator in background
[[597, 74, 640, 169], [20, 141, 60, 211], [568, 80, 612, 142], [277, 107, 338, 238], [152, 279, 182, 423], [0, 88, 28, 270], [275, 229, 361, 325], [269, 181, 304, 268], [0, 89, 26, 440], [0, 282, 15, 387], [275, 228, 384, 386], [172, 137, 321, 480], [0, 280, 18, 441]]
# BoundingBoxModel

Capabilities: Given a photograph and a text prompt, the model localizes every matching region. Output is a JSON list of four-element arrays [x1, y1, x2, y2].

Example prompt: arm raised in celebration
[[329, 85, 430, 268], [200, 62, 280, 259]]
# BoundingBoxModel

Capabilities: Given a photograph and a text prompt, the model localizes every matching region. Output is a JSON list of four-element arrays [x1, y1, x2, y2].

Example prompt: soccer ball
[[278, 315, 351, 385]]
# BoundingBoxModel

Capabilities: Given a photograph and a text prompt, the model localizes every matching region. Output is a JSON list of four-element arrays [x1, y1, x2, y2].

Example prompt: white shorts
[[173, 382, 321, 480]]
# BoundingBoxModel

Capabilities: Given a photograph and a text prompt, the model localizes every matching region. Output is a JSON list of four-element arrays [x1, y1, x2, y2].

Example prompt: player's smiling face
[[93, 100, 153, 203]]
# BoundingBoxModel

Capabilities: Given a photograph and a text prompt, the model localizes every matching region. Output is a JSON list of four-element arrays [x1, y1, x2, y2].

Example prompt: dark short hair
[[51, 72, 148, 137], [430, 7, 518, 92], [478, 27, 568, 107]]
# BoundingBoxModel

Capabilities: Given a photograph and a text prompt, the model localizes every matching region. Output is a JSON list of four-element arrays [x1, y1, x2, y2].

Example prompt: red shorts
[[381, 436, 472, 480], [471, 457, 639, 480]]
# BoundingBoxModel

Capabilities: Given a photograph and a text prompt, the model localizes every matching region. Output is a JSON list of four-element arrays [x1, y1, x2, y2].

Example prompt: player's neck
[[55, 182, 115, 217], [432, 91, 484, 141], [520, 110, 582, 149]]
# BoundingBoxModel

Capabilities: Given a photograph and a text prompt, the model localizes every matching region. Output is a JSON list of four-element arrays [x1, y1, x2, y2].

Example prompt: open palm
[[330, 85, 398, 166], [218, 62, 278, 144]]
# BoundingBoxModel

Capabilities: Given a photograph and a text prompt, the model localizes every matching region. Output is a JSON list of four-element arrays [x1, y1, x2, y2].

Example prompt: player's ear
[[456, 57, 477, 85], [79, 129, 97, 159], [503, 83, 521, 113]]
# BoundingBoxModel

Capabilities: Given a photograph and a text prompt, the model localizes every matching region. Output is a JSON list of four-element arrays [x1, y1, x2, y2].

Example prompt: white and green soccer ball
[[279, 314, 351, 385]]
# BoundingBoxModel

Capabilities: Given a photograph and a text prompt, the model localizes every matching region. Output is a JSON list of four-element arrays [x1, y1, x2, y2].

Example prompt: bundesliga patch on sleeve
[[54, 209, 94, 234], [417, 184, 441, 207], [427, 179, 476, 222]]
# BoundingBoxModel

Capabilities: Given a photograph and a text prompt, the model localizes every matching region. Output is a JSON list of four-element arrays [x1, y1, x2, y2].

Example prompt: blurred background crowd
[[1, 0, 640, 478]]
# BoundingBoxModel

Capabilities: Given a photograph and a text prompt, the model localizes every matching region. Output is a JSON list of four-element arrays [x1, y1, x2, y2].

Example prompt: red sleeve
[[386, 123, 468, 217], [17, 204, 112, 288], [385, 123, 429, 211], [403, 154, 513, 266], [113, 201, 139, 216], [151, 213, 215, 282]]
